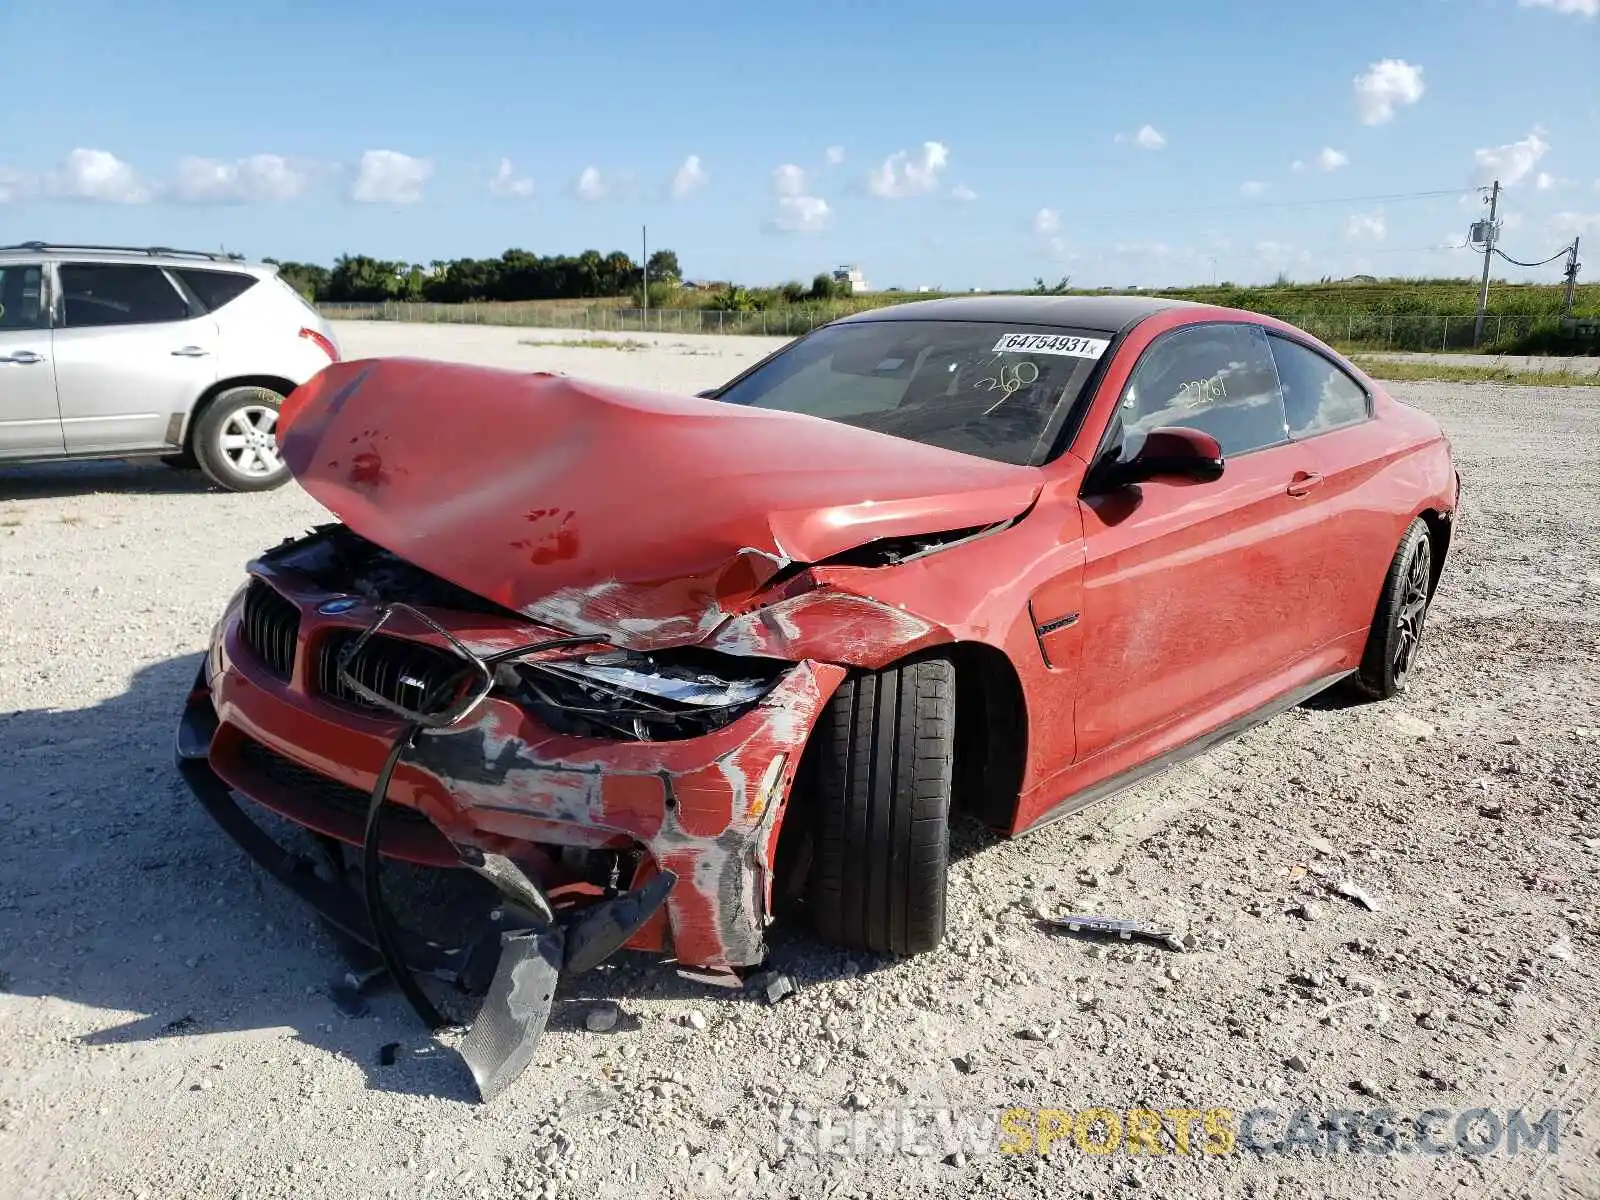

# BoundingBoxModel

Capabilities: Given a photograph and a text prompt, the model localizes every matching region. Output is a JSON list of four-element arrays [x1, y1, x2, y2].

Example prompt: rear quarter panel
[[209, 281, 333, 391], [1295, 383, 1459, 639]]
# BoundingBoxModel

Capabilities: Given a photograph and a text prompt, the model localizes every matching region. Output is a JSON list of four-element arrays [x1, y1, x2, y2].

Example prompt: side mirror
[[1094, 426, 1225, 490]]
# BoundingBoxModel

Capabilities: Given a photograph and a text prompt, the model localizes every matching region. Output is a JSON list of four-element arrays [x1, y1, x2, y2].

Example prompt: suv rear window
[[175, 268, 258, 312]]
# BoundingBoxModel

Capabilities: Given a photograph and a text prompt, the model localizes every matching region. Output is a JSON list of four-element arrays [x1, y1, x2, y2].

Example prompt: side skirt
[[1016, 669, 1353, 836]]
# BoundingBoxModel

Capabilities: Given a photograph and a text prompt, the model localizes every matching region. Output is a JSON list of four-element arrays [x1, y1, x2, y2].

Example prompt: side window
[[1113, 323, 1288, 458], [174, 268, 258, 312], [0, 264, 48, 330], [1268, 335, 1371, 437], [58, 264, 191, 328]]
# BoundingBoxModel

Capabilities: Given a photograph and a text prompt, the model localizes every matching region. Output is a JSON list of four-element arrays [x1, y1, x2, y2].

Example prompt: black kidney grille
[[240, 580, 300, 680], [316, 629, 466, 714]]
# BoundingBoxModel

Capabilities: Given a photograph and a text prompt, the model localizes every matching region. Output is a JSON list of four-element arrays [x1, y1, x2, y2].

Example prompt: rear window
[[174, 268, 258, 312], [712, 319, 1114, 466]]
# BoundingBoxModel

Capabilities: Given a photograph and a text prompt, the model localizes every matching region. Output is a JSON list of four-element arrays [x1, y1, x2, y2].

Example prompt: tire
[[1351, 518, 1433, 700], [807, 656, 956, 957], [193, 385, 290, 492]]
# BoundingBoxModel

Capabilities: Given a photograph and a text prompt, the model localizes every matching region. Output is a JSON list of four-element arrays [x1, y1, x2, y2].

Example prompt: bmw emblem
[[317, 597, 360, 615]]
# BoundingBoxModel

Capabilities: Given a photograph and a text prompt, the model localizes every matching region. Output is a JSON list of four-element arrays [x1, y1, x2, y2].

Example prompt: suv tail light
[[298, 327, 341, 363]]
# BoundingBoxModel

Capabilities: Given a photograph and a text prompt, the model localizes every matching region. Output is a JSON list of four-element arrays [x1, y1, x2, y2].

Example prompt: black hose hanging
[[350, 621, 604, 1034], [362, 722, 454, 1031]]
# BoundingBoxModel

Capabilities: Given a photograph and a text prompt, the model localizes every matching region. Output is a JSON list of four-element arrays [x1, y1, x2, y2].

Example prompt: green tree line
[[266, 248, 685, 304]]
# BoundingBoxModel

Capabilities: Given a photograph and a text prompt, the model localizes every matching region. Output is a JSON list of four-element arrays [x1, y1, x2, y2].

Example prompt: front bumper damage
[[177, 591, 844, 1100]]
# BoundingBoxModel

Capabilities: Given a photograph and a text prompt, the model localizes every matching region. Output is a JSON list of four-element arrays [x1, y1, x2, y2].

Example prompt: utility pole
[[641, 224, 648, 322], [1474, 179, 1499, 345], [1562, 236, 1581, 321]]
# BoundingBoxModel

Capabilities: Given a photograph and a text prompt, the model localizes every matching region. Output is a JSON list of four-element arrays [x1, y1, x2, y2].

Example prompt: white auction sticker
[[990, 331, 1110, 358]]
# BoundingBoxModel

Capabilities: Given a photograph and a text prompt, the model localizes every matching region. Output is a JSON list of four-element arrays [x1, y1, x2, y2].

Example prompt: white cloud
[[772, 163, 808, 197], [169, 154, 307, 204], [1115, 125, 1167, 150], [1473, 129, 1550, 186], [1352, 59, 1426, 125], [1345, 213, 1387, 242], [488, 158, 535, 199], [950, 182, 977, 202], [574, 165, 610, 202], [1240, 180, 1268, 197], [350, 150, 432, 204], [1318, 147, 1350, 172], [1032, 207, 1060, 236], [825, 145, 845, 165], [46, 148, 150, 203], [865, 140, 949, 198], [1536, 171, 1557, 190], [670, 154, 708, 199], [1291, 159, 1306, 173], [767, 195, 831, 234], [765, 164, 829, 233], [1519, 0, 1598, 15]]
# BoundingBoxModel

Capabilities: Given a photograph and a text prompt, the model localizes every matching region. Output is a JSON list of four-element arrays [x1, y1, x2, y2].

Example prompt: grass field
[[1352, 354, 1600, 386]]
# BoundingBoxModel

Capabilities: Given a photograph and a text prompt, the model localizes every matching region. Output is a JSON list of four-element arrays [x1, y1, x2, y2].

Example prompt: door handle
[[171, 346, 211, 357], [1287, 471, 1324, 497], [0, 350, 45, 364]]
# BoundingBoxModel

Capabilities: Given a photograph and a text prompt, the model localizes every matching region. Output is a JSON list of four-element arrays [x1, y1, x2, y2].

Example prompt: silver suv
[[0, 242, 342, 492]]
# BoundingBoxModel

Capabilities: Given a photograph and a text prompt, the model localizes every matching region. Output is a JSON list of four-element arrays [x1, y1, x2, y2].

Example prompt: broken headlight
[[498, 646, 792, 742]]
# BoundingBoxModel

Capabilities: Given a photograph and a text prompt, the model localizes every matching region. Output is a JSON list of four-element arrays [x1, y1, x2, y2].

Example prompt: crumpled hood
[[278, 358, 1041, 648]]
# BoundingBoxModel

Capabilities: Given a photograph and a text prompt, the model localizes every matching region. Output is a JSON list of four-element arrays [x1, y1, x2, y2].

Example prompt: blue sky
[[2, 0, 1597, 289]]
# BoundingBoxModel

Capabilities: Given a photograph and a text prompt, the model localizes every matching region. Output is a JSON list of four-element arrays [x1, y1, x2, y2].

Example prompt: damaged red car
[[176, 296, 1459, 1096]]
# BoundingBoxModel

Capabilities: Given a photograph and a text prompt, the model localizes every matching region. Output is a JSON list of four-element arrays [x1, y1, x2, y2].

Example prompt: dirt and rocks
[[1, 324, 1597, 1199]]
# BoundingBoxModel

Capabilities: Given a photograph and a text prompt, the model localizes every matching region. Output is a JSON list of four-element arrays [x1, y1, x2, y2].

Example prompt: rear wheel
[[1352, 518, 1433, 700], [806, 656, 955, 956], [193, 385, 289, 492]]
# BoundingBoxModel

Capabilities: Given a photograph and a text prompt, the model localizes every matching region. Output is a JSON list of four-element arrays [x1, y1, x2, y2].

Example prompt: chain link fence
[[318, 302, 1596, 353], [318, 301, 846, 337]]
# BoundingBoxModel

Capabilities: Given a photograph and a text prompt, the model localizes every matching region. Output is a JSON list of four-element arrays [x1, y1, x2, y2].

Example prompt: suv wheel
[[194, 386, 289, 492]]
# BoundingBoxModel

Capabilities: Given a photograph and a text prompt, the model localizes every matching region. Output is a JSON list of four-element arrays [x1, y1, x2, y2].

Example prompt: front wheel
[[193, 386, 290, 492], [1352, 518, 1433, 700], [806, 656, 956, 957]]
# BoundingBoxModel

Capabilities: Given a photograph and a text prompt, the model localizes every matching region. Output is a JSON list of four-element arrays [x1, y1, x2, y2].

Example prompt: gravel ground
[[2, 326, 1598, 1200]]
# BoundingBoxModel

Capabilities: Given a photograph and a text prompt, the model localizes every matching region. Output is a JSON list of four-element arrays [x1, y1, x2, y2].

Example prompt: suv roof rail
[[0, 241, 248, 263]]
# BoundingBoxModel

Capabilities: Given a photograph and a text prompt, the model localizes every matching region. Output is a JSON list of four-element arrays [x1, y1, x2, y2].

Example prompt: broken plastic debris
[[1046, 913, 1189, 951], [750, 970, 796, 1004], [1329, 880, 1382, 911]]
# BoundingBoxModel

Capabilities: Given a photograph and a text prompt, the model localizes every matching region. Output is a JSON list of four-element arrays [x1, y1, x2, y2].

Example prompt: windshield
[[712, 319, 1114, 466]]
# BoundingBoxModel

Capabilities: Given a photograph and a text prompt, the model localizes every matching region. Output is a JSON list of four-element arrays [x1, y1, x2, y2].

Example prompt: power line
[[1492, 245, 1571, 268]]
